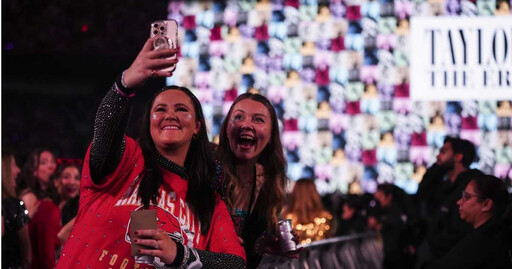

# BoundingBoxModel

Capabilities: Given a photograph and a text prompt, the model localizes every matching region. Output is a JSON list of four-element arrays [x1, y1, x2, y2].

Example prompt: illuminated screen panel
[[166, 0, 512, 194]]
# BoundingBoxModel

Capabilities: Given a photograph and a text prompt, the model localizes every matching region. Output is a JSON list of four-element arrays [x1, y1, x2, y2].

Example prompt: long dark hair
[[54, 163, 82, 202], [376, 183, 406, 209], [16, 148, 59, 203], [217, 93, 287, 233], [137, 86, 215, 234], [471, 174, 510, 218]]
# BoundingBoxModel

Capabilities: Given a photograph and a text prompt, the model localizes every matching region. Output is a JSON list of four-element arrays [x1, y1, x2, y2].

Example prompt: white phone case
[[150, 20, 178, 72]]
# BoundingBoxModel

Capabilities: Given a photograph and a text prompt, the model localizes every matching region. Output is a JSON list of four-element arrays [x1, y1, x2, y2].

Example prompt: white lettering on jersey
[[115, 181, 200, 246]]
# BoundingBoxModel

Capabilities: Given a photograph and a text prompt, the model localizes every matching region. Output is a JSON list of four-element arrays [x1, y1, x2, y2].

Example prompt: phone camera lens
[[153, 24, 159, 28], [153, 30, 158, 35], [160, 26, 165, 31]]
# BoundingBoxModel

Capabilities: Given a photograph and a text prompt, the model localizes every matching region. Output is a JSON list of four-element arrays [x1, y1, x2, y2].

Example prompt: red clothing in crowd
[[57, 136, 245, 268], [29, 199, 61, 269]]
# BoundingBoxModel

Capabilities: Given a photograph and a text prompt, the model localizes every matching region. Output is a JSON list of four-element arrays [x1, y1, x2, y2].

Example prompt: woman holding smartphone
[[57, 36, 245, 269]]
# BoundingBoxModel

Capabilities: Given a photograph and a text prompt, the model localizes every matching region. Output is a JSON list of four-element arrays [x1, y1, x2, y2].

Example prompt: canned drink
[[278, 219, 297, 253]]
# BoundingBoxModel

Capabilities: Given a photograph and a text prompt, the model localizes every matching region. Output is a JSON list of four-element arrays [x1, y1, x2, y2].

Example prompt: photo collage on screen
[[165, 0, 512, 194]]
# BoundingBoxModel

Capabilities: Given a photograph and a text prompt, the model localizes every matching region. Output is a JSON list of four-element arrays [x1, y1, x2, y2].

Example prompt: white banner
[[410, 17, 512, 101]]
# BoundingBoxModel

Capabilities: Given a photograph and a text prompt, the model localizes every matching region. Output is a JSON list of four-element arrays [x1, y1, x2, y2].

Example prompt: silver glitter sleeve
[[89, 83, 132, 183], [180, 246, 246, 269], [155, 239, 245, 268]]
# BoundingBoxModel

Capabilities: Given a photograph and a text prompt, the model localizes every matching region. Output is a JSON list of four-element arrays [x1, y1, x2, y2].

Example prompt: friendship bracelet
[[120, 70, 129, 89], [115, 71, 136, 98], [114, 82, 135, 98], [181, 245, 190, 268]]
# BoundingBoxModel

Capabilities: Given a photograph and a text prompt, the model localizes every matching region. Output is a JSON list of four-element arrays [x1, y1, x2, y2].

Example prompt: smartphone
[[130, 209, 157, 257], [150, 20, 178, 73]]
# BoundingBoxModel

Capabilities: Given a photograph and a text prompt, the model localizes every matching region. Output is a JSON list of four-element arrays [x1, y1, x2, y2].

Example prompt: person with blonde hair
[[2, 152, 32, 269], [283, 178, 334, 245]]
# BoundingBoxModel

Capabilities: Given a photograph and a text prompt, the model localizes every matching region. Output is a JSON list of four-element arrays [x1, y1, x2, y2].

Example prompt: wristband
[[120, 70, 129, 89], [115, 71, 136, 98], [166, 239, 184, 267]]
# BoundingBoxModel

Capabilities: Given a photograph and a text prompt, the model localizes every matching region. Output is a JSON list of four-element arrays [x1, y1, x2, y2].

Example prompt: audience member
[[53, 163, 81, 224], [423, 174, 512, 268], [216, 92, 291, 268], [283, 178, 334, 245], [374, 183, 411, 269], [336, 194, 366, 236], [16, 149, 61, 269], [2, 152, 32, 269], [16, 149, 58, 217], [52, 163, 81, 245], [57, 37, 245, 268], [419, 137, 483, 261]]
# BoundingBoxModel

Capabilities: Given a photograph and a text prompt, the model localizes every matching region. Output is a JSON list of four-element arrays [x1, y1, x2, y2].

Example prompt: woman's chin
[[234, 150, 251, 159], [66, 193, 79, 200]]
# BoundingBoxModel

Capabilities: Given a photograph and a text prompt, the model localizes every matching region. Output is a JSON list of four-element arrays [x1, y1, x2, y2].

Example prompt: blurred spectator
[[16, 149, 61, 269], [2, 152, 32, 269], [418, 137, 483, 263], [284, 178, 334, 245], [53, 162, 81, 224], [16, 149, 59, 217], [336, 194, 367, 236], [423, 174, 512, 268], [52, 162, 81, 245], [373, 183, 412, 269]]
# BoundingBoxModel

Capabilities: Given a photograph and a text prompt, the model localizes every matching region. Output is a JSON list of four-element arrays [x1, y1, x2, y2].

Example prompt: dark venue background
[[2, 0, 169, 162], [3, 0, 512, 194]]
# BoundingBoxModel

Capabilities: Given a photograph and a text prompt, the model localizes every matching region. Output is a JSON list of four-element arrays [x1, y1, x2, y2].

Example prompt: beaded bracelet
[[115, 71, 136, 98], [114, 83, 135, 98], [120, 70, 129, 89]]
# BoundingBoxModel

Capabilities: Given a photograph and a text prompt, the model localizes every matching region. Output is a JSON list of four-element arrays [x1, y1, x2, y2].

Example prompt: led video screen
[[165, 0, 512, 194]]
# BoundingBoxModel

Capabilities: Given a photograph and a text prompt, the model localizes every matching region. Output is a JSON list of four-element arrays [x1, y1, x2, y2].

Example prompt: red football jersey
[[57, 136, 245, 268]]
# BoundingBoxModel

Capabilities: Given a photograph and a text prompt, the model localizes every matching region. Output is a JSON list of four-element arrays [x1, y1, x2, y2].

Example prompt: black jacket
[[423, 217, 512, 269], [380, 203, 410, 269], [426, 168, 483, 259]]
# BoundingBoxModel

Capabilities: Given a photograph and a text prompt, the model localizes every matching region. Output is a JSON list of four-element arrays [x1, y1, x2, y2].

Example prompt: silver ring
[[154, 240, 159, 249], [151, 70, 157, 78]]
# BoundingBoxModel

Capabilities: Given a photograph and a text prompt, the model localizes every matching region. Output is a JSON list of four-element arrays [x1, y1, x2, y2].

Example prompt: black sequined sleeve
[[194, 249, 245, 268], [89, 82, 132, 183], [165, 244, 246, 269]]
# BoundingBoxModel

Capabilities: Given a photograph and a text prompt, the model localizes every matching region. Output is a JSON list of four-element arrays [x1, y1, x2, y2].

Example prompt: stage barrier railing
[[258, 233, 382, 269]]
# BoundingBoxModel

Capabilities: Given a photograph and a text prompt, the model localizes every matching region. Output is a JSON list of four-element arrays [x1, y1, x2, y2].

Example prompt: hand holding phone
[[150, 20, 178, 73], [121, 20, 178, 89]]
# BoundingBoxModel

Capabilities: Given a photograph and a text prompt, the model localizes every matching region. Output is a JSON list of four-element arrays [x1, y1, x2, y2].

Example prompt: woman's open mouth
[[238, 135, 256, 150], [65, 186, 78, 195]]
